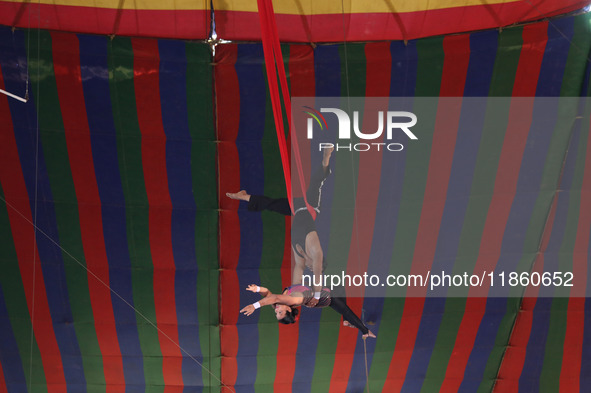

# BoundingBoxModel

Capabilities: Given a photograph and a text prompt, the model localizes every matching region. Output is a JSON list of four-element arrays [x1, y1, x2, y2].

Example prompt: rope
[[363, 336, 370, 393]]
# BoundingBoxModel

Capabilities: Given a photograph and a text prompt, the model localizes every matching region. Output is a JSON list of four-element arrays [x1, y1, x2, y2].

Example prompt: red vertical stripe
[[269, 44, 316, 393], [482, 193, 553, 391], [383, 34, 469, 393], [462, 91, 536, 393], [559, 299, 584, 392], [51, 32, 125, 393], [0, 66, 67, 393], [408, 34, 469, 292], [132, 38, 183, 393], [216, 44, 241, 388], [492, 298, 537, 393], [273, 220, 298, 393], [327, 42, 391, 393], [0, 357, 7, 393], [512, 22, 549, 97], [443, 23, 547, 393], [558, 97, 591, 391], [490, 23, 547, 393]]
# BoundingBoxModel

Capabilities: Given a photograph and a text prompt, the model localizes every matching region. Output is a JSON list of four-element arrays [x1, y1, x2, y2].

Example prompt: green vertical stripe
[[538, 298, 568, 393], [253, 43, 292, 392], [539, 51, 591, 393], [185, 41, 220, 391], [409, 26, 522, 393], [420, 299, 467, 393], [539, 14, 591, 391], [512, 94, 581, 290], [107, 37, 164, 393], [308, 43, 366, 392], [560, 13, 591, 97], [488, 26, 522, 98], [475, 301, 520, 393], [0, 182, 47, 393], [467, 26, 525, 393], [28, 30, 104, 391], [369, 36, 443, 392], [384, 36, 442, 287]]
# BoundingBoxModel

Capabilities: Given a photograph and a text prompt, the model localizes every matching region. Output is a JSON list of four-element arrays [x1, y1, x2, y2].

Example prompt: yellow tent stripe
[[0, 0, 520, 14]]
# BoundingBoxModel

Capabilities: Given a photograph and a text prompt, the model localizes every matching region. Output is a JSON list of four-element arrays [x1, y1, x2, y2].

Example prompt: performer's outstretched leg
[[329, 296, 375, 337], [247, 195, 291, 215], [226, 191, 291, 216], [228, 147, 333, 215]]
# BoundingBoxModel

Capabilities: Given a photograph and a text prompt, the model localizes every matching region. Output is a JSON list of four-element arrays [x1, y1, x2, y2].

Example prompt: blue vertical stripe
[[158, 39, 204, 392], [458, 18, 573, 393], [233, 44, 267, 392], [347, 40, 417, 393], [458, 298, 509, 392], [517, 17, 579, 392], [289, 45, 344, 393], [516, 131, 577, 391], [535, 17, 574, 97], [517, 298, 553, 392], [579, 57, 591, 390], [0, 27, 87, 393], [403, 30, 497, 393], [78, 35, 146, 393]]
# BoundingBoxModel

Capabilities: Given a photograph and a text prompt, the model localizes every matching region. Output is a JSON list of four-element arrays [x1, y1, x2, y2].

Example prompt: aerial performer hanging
[[226, 147, 335, 301], [239, 283, 376, 339], [238, 0, 375, 339], [227, 148, 376, 338]]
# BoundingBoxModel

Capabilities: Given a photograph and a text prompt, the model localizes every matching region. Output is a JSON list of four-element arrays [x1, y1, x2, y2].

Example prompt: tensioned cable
[[0, 194, 234, 393]]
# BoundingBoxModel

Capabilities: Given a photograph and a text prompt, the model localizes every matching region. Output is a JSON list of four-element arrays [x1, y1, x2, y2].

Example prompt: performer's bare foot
[[226, 190, 251, 202], [344, 321, 375, 338], [322, 147, 334, 168]]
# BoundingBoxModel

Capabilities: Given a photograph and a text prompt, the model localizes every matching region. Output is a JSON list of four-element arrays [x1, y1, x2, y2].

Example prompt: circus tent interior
[[1, 0, 591, 392]]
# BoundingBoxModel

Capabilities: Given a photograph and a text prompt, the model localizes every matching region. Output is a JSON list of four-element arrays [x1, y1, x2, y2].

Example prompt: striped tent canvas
[[0, 8, 591, 393]]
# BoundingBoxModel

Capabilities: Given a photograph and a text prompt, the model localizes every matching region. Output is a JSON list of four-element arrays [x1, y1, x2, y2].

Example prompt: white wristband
[[253, 301, 261, 309], [255, 286, 261, 292], [314, 292, 321, 299]]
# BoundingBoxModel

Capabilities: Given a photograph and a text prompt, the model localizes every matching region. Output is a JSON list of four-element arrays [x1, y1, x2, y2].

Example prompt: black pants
[[246, 165, 330, 216], [329, 297, 369, 334], [247, 165, 330, 255]]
